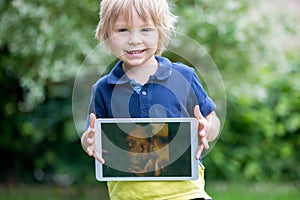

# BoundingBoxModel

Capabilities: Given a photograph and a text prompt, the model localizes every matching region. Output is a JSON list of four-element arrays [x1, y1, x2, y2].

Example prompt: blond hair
[[95, 0, 178, 55]]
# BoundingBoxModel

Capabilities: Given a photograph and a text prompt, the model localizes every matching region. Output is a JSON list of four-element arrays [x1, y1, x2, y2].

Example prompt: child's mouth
[[127, 50, 145, 55]]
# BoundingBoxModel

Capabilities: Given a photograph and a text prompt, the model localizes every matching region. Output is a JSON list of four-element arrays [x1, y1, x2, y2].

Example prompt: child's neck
[[122, 60, 158, 85]]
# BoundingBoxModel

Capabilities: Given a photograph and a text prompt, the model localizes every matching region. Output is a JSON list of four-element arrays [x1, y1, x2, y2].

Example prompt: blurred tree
[[0, 0, 99, 183], [0, 0, 299, 184], [173, 0, 300, 181]]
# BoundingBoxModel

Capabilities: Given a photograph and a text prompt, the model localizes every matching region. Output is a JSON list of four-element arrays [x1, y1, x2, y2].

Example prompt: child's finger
[[195, 138, 210, 160], [87, 127, 96, 139], [87, 146, 94, 156], [201, 137, 209, 150], [194, 105, 204, 120], [87, 137, 94, 145], [195, 144, 204, 160], [194, 105, 207, 134], [199, 129, 206, 138], [93, 151, 105, 164], [89, 113, 96, 129]]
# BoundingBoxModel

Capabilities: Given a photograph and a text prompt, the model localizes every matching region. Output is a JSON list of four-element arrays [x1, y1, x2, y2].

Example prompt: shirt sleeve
[[190, 71, 216, 117], [85, 80, 110, 129], [85, 84, 97, 130]]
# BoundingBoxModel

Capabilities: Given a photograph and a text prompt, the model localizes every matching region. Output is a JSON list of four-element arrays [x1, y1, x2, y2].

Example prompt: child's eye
[[117, 28, 128, 32], [141, 28, 152, 32]]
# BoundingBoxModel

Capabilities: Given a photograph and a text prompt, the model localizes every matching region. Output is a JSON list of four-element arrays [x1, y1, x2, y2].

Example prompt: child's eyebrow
[[114, 21, 154, 28]]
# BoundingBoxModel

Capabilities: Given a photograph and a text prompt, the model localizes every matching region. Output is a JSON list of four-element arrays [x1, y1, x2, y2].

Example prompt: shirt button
[[141, 91, 147, 96]]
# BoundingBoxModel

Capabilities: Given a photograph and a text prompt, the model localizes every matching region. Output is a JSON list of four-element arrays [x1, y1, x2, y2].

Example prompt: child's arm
[[81, 113, 105, 164], [194, 105, 221, 160]]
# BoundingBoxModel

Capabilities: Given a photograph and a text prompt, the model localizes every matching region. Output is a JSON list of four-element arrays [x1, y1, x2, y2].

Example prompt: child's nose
[[128, 29, 142, 45]]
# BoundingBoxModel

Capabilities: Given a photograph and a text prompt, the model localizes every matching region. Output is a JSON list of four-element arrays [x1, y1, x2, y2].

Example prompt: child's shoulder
[[94, 61, 125, 87], [172, 61, 195, 74], [157, 56, 196, 82], [158, 56, 195, 74], [94, 74, 109, 86]]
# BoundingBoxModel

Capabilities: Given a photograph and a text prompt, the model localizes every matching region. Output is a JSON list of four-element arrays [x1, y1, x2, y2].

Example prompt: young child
[[81, 0, 221, 199]]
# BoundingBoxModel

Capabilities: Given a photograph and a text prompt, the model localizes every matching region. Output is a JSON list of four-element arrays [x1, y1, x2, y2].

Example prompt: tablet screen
[[95, 118, 198, 181]]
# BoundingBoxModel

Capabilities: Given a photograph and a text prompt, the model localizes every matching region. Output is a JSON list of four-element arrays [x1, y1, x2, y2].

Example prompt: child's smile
[[127, 50, 143, 54], [126, 49, 145, 56]]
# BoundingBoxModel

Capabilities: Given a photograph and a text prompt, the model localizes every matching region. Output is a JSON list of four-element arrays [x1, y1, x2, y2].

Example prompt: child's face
[[109, 9, 159, 69]]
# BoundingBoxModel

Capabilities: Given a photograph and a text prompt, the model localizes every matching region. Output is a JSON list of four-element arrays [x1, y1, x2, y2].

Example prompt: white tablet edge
[[95, 118, 199, 181]]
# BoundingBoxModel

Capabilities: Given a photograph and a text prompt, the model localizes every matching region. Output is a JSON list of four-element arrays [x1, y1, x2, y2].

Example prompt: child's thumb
[[90, 113, 96, 128], [194, 105, 204, 120]]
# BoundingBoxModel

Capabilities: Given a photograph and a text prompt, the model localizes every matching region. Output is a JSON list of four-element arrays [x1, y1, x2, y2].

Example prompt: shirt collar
[[107, 56, 172, 85], [107, 60, 128, 84]]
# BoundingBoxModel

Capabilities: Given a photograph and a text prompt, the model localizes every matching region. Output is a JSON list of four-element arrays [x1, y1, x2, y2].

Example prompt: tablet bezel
[[95, 118, 199, 181]]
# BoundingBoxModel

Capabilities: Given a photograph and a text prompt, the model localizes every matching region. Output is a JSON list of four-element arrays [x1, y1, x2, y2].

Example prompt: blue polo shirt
[[87, 56, 215, 120]]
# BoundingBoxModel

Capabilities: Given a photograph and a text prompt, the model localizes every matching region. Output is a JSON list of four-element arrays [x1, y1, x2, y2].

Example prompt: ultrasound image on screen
[[101, 122, 192, 178]]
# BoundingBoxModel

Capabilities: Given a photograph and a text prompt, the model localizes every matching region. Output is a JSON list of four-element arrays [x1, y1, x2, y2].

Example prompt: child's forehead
[[113, 7, 155, 27]]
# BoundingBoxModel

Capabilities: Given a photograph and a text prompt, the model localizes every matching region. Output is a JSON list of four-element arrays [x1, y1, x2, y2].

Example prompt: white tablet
[[95, 118, 199, 181]]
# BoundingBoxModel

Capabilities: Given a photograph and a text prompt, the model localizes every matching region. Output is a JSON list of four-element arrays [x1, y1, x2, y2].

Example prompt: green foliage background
[[0, 0, 299, 185]]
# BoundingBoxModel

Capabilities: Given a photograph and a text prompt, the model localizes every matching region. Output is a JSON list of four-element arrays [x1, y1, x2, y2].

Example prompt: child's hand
[[82, 113, 105, 164], [194, 105, 210, 160]]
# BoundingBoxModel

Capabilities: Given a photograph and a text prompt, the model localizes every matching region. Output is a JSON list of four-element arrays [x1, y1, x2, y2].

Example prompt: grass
[[206, 181, 300, 200], [0, 182, 299, 200], [0, 183, 110, 200]]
